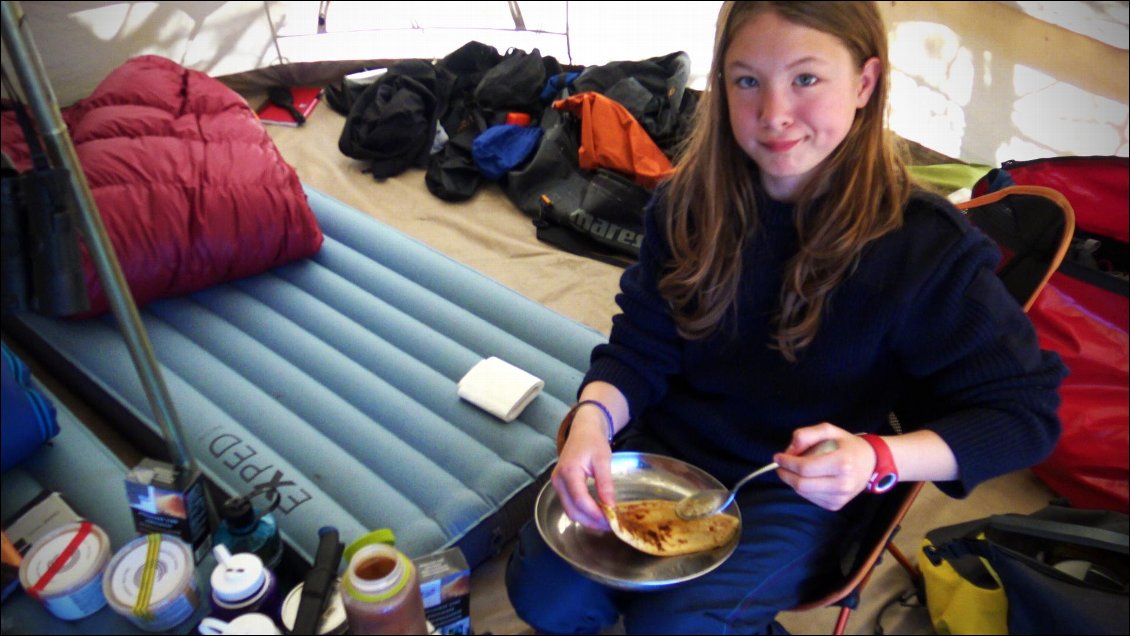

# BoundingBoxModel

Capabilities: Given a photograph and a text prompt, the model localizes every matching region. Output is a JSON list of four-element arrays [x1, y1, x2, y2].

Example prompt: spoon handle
[[681, 439, 840, 520], [730, 461, 781, 494], [731, 440, 838, 495]]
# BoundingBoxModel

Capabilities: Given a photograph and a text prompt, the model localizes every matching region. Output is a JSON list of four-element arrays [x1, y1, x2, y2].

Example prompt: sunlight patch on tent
[[71, 2, 152, 42], [887, 21, 972, 160], [1007, 64, 1128, 160]]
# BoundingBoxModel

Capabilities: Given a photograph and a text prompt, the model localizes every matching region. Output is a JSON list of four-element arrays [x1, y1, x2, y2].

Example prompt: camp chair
[[790, 185, 1075, 634]]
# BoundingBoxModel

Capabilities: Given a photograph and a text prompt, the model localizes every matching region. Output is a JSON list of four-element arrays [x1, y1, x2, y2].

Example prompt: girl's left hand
[[773, 422, 875, 510]]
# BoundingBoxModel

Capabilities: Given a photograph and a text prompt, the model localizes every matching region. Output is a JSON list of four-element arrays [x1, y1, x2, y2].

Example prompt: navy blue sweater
[[584, 190, 1065, 497]]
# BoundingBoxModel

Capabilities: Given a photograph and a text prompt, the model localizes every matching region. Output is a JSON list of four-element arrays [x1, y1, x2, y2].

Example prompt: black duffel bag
[[919, 500, 1128, 635]]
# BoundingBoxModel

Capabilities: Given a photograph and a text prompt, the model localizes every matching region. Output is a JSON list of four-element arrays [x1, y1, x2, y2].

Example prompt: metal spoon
[[675, 440, 839, 520]]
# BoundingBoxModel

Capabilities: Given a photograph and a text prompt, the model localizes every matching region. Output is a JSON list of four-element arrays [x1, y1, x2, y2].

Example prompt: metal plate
[[534, 452, 741, 590]]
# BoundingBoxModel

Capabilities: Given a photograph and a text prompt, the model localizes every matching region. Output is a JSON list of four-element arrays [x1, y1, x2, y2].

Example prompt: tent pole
[[1, 1, 198, 476]]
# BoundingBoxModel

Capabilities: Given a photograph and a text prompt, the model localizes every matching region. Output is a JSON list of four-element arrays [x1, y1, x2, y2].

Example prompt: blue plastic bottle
[[213, 483, 284, 572]]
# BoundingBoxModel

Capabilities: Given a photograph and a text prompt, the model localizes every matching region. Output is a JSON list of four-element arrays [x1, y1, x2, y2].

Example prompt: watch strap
[[859, 433, 899, 494]]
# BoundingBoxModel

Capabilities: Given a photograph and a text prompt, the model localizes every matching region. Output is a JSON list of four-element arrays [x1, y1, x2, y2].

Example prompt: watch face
[[871, 473, 898, 493]]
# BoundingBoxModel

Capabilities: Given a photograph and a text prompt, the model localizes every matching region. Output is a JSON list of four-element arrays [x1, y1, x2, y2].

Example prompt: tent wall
[[5, 1, 280, 105], [3, 1, 1128, 165], [878, 1, 1128, 164]]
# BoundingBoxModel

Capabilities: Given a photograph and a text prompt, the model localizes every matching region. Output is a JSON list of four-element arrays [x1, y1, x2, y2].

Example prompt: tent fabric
[[0, 55, 324, 318]]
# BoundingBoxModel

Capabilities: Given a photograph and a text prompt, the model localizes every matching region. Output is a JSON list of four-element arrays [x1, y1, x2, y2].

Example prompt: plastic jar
[[103, 533, 205, 631], [340, 543, 427, 635], [18, 520, 110, 620]]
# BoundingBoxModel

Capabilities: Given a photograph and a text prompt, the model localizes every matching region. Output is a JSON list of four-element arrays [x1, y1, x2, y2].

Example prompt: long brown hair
[[661, 1, 912, 362]]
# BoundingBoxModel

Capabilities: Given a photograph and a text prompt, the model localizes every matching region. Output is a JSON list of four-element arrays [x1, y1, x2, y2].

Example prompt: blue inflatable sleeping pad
[[3, 185, 607, 570]]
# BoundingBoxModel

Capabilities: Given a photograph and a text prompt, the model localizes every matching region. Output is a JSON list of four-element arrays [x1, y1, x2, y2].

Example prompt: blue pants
[[506, 432, 862, 634]]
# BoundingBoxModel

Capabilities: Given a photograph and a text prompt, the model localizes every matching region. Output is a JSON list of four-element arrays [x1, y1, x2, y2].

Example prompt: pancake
[[601, 499, 740, 557]]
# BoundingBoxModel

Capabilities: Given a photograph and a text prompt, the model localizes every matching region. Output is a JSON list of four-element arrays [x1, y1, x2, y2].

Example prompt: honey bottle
[[340, 542, 427, 635]]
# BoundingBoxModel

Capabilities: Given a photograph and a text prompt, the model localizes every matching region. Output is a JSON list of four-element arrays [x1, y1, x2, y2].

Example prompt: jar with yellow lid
[[340, 541, 427, 635]]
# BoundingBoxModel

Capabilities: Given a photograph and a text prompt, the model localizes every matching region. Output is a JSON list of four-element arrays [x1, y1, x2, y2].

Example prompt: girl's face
[[724, 10, 880, 201]]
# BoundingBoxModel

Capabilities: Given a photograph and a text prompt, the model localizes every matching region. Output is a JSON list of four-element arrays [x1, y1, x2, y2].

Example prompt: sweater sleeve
[[891, 219, 1066, 498], [583, 196, 684, 417]]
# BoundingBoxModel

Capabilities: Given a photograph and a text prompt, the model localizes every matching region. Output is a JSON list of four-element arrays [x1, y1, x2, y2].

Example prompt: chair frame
[[791, 185, 1075, 635]]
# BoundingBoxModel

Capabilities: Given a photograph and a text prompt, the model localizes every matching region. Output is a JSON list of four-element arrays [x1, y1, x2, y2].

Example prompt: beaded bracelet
[[555, 399, 616, 455]]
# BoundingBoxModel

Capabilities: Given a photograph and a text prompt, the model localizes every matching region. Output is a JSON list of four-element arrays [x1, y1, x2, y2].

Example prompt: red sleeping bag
[[0, 55, 323, 316], [975, 156, 1129, 513]]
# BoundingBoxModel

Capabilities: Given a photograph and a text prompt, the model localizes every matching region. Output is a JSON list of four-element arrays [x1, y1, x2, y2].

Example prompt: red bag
[[974, 156, 1129, 513]]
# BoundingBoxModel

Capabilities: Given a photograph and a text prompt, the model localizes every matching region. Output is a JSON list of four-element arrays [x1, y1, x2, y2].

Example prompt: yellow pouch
[[918, 531, 1007, 635]]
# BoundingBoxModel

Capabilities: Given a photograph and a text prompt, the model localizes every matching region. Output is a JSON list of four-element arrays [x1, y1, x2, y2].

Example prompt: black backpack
[[338, 59, 453, 179], [572, 51, 696, 155], [424, 42, 502, 201], [426, 46, 562, 201]]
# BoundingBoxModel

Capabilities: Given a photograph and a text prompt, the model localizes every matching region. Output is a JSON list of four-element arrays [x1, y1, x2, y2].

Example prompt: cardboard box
[[414, 547, 471, 635], [2, 490, 81, 556], [2, 490, 81, 602], [125, 458, 211, 564]]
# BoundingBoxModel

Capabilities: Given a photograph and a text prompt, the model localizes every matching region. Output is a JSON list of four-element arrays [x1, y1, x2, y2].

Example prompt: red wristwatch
[[859, 434, 899, 494]]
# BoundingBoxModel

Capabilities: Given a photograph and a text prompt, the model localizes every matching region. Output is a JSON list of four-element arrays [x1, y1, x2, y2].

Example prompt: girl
[[507, 2, 1065, 633]]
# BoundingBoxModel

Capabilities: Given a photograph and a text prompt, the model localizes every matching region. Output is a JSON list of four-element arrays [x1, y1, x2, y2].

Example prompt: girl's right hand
[[550, 412, 616, 531]]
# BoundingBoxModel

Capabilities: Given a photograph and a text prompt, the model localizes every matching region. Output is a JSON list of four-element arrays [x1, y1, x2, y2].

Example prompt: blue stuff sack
[[472, 124, 543, 181], [1, 341, 60, 472]]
